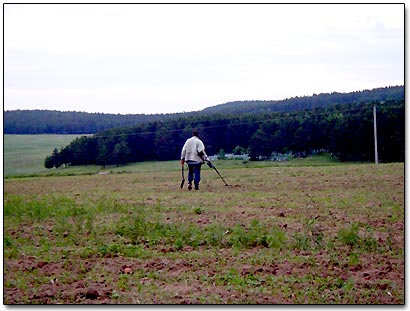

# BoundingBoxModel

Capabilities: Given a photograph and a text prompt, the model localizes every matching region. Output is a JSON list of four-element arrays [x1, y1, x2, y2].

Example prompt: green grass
[[4, 134, 87, 177], [4, 161, 404, 304], [4, 133, 343, 178]]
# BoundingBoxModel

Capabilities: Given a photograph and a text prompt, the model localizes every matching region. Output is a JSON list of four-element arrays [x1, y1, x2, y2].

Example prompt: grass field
[[3, 135, 405, 304], [3, 134, 343, 178], [4, 134, 86, 177]]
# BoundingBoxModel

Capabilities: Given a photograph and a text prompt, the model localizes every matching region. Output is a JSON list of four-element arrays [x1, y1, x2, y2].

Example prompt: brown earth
[[3, 163, 404, 304]]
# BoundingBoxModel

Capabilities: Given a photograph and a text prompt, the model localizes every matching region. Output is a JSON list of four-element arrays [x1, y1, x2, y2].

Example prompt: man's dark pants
[[186, 161, 202, 190]]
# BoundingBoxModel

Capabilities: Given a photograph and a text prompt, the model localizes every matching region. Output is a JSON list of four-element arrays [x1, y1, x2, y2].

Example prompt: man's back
[[181, 136, 206, 163]]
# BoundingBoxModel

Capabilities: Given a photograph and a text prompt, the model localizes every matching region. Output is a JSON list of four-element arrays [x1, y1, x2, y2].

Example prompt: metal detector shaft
[[207, 161, 229, 186], [213, 166, 229, 186]]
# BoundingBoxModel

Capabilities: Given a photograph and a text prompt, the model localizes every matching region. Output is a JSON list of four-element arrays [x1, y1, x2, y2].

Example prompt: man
[[180, 130, 209, 190]]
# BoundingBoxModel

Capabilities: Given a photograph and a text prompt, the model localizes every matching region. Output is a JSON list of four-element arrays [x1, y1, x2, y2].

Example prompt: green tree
[[112, 140, 131, 166], [233, 145, 246, 155], [217, 149, 226, 160], [51, 148, 61, 168], [44, 155, 54, 169], [96, 143, 110, 167], [59, 146, 73, 167], [249, 129, 270, 159]]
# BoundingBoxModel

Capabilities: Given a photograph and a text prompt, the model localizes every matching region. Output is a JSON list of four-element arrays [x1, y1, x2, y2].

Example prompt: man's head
[[192, 130, 199, 137]]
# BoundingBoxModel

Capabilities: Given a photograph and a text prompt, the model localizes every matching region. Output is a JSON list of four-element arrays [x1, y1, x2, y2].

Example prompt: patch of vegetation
[[291, 217, 324, 250], [3, 162, 404, 304], [115, 214, 287, 251], [337, 222, 379, 251]]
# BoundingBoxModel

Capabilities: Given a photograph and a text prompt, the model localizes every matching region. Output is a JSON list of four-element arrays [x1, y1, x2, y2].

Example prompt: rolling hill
[[4, 85, 403, 134]]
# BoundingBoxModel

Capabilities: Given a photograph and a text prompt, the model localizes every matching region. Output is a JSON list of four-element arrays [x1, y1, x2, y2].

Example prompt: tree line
[[201, 85, 404, 115], [4, 110, 186, 134], [6, 85, 404, 134], [44, 99, 404, 168]]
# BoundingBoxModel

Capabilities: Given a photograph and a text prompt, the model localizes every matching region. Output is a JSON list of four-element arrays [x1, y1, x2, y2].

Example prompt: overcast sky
[[4, 3, 404, 115]]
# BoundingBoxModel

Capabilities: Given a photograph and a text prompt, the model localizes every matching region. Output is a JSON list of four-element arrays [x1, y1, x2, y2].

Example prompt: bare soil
[[4, 163, 404, 304]]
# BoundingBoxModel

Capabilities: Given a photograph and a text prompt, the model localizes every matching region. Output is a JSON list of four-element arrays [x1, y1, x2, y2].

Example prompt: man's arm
[[197, 140, 208, 161], [181, 142, 187, 166]]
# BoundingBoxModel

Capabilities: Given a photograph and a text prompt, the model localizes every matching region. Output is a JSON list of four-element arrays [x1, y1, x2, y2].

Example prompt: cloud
[[4, 3, 404, 114]]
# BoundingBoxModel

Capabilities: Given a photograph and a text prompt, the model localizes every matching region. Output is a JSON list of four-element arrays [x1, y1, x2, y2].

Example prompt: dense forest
[[44, 97, 404, 168], [4, 85, 403, 166], [201, 85, 404, 115], [4, 110, 186, 134], [5, 85, 403, 134]]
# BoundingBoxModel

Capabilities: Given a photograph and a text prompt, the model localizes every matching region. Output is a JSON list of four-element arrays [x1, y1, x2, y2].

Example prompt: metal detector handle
[[180, 164, 185, 189]]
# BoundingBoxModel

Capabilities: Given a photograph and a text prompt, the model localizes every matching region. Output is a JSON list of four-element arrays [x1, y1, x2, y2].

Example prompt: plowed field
[[4, 163, 404, 304]]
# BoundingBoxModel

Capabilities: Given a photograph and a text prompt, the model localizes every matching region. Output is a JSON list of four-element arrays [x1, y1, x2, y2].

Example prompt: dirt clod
[[37, 261, 48, 269], [86, 289, 99, 300]]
